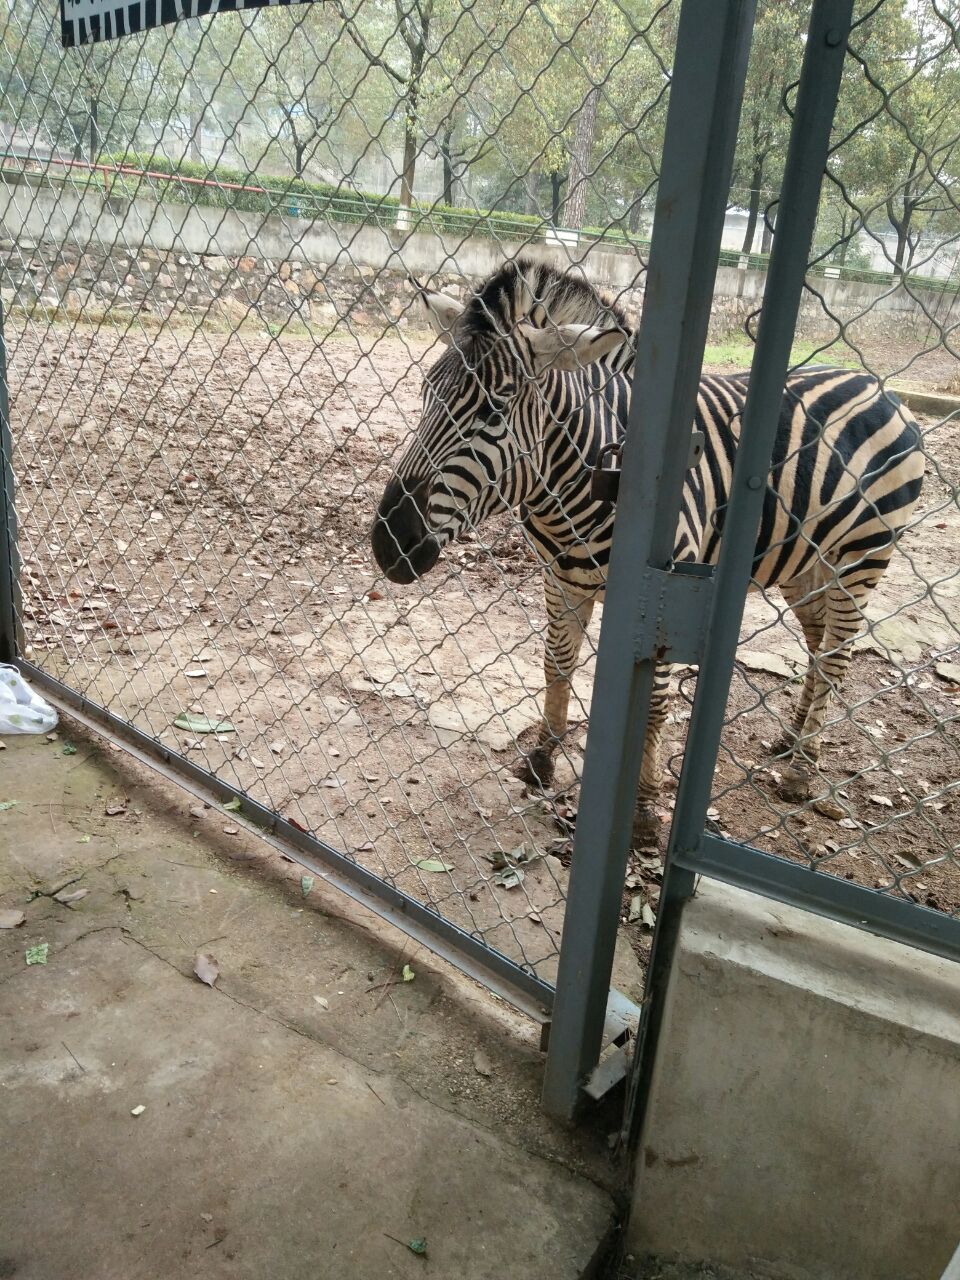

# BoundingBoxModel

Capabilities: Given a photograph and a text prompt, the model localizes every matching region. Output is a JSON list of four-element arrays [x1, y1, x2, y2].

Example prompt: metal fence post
[[541, 0, 758, 1121], [628, 0, 856, 1140], [0, 297, 20, 665]]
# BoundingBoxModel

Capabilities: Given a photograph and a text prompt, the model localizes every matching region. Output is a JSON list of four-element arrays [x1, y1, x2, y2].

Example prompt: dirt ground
[[7, 315, 960, 982]]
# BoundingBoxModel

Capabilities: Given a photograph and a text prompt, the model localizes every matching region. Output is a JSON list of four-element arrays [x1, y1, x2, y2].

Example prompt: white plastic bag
[[0, 664, 58, 734]]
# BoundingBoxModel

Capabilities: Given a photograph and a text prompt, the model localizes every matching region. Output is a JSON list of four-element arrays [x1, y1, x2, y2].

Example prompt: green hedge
[[101, 152, 548, 241]]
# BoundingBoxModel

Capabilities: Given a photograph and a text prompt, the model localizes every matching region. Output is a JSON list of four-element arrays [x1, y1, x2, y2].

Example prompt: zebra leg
[[780, 564, 883, 799], [515, 579, 596, 788], [772, 572, 827, 757], [633, 662, 672, 842]]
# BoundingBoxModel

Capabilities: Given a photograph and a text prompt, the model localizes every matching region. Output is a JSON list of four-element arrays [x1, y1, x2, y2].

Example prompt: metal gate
[[542, 0, 960, 1118]]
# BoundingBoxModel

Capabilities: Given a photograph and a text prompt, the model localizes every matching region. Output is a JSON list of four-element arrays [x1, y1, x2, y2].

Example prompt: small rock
[[473, 1048, 494, 1078], [813, 797, 846, 821], [130, 1104, 145, 1117]]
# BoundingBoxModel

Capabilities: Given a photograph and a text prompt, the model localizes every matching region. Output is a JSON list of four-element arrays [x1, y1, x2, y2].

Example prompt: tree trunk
[[400, 105, 417, 209], [741, 160, 763, 254], [627, 188, 644, 233], [295, 140, 307, 180], [836, 213, 861, 268], [398, 3, 431, 213], [893, 217, 912, 276], [88, 96, 99, 163], [550, 171, 566, 225], [188, 84, 202, 165], [523, 168, 539, 217], [563, 83, 600, 230], [441, 121, 455, 206], [760, 211, 774, 254]]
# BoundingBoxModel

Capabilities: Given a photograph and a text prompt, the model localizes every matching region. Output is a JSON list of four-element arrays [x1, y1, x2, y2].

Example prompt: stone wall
[[0, 180, 948, 349], [0, 235, 423, 333]]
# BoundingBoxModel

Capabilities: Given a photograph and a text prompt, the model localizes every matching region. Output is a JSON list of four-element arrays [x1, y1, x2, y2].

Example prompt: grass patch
[[703, 338, 860, 371]]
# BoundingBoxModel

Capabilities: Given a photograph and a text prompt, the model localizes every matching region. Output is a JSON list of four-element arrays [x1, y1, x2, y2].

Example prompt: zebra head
[[372, 258, 630, 583]]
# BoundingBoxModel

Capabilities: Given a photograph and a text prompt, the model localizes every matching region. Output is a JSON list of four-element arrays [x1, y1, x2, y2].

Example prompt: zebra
[[371, 257, 924, 837]]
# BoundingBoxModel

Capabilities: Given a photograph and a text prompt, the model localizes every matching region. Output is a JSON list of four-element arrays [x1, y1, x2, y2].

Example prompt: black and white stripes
[[60, 0, 310, 49], [372, 258, 924, 828]]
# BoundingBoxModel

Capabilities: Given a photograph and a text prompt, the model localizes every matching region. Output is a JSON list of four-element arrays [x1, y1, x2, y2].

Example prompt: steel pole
[[542, 0, 758, 1120]]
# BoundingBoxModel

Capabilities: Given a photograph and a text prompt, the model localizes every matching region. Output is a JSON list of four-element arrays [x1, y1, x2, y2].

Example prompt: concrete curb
[[889, 384, 960, 418]]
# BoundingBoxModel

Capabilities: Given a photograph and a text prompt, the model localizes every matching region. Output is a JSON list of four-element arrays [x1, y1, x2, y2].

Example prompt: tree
[[729, 0, 807, 255], [332, 0, 436, 210], [853, 1, 960, 274]]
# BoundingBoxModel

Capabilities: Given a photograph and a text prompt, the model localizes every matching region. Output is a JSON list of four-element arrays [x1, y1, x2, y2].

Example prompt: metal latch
[[590, 441, 622, 502], [592, 431, 705, 505], [635, 561, 714, 665]]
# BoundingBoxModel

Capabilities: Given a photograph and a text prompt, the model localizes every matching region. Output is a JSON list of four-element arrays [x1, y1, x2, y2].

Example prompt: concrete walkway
[[0, 728, 616, 1280]]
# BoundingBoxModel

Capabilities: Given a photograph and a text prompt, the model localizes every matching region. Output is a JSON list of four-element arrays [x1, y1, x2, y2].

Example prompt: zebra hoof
[[778, 763, 815, 803], [632, 804, 662, 846], [514, 748, 555, 789], [770, 731, 797, 757]]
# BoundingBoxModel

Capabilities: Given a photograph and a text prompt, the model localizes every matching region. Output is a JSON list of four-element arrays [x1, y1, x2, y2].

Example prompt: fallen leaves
[[813, 798, 846, 821], [0, 800, 17, 812], [25, 942, 49, 965], [401, 964, 415, 983], [414, 858, 453, 874], [493, 867, 524, 890], [868, 794, 893, 808], [194, 952, 220, 987], [173, 714, 235, 735], [300, 875, 314, 896]]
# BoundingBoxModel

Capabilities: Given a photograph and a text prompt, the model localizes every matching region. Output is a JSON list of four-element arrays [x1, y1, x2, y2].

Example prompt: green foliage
[[101, 151, 550, 241]]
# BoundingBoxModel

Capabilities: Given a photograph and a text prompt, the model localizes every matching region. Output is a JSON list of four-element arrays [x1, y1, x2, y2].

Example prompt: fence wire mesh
[[684, 0, 960, 939], [0, 0, 957, 995]]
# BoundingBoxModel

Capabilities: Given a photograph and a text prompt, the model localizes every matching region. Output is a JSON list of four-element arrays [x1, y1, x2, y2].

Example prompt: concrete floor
[[0, 725, 618, 1280]]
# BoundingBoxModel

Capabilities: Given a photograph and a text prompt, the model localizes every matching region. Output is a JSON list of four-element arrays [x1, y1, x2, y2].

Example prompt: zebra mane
[[460, 257, 629, 341]]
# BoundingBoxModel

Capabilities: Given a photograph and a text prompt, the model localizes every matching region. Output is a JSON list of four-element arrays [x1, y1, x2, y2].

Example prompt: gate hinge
[[635, 561, 714, 665]]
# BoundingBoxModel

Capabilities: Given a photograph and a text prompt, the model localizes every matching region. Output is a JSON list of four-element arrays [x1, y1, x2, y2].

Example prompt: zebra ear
[[520, 321, 628, 374], [416, 286, 466, 344]]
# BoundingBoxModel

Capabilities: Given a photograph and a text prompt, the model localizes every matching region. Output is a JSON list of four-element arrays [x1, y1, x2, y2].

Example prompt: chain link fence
[[683, 0, 960, 945], [0, 0, 958, 1008]]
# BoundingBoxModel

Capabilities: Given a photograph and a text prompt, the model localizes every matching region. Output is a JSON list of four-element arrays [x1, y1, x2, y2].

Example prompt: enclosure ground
[[11, 320, 959, 983], [0, 729, 618, 1280]]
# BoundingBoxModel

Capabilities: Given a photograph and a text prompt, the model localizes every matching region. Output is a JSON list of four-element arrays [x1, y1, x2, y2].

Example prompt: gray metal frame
[[545, 0, 960, 1121], [0, 298, 21, 666], [541, 0, 759, 1119]]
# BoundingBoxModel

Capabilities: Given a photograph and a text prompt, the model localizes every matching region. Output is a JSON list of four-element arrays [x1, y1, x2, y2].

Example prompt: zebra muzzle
[[371, 477, 441, 583]]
